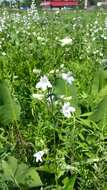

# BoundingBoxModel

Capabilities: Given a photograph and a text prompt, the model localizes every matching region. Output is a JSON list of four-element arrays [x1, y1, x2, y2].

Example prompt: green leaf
[[54, 78, 77, 98], [91, 82, 107, 127], [36, 165, 54, 173], [5, 156, 18, 176], [2, 160, 14, 182], [14, 163, 29, 184], [78, 118, 92, 127], [91, 70, 100, 95], [24, 168, 43, 187], [15, 164, 42, 187], [91, 68, 107, 96], [95, 85, 107, 103], [91, 96, 107, 125], [0, 80, 21, 125], [1, 156, 42, 188], [63, 176, 76, 190]]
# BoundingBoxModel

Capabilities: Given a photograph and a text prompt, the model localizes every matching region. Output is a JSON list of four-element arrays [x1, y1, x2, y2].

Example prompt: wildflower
[[62, 72, 74, 85], [33, 150, 45, 162], [32, 93, 44, 100], [36, 75, 52, 91], [61, 102, 75, 118], [59, 37, 72, 46]]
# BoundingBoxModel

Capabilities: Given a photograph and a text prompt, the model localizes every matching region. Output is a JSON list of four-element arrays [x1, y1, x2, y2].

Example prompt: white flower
[[33, 150, 45, 162], [32, 93, 44, 100], [59, 37, 72, 46], [61, 102, 75, 118], [36, 76, 52, 91], [62, 72, 74, 84]]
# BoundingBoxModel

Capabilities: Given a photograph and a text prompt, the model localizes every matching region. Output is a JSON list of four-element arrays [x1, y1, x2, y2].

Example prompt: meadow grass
[[0, 8, 107, 190]]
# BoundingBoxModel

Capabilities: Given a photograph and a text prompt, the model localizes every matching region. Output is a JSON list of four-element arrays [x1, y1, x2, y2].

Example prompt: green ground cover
[[0, 8, 107, 190]]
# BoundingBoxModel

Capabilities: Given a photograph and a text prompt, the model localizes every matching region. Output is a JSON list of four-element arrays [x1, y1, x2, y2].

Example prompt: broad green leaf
[[5, 156, 18, 176], [24, 168, 43, 187], [63, 176, 76, 190], [90, 96, 107, 125], [14, 163, 29, 184], [91, 70, 100, 95], [1, 156, 42, 188], [91, 68, 107, 96], [0, 80, 21, 125], [36, 165, 54, 173], [16, 164, 42, 187], [95, 85, 107, 103], [54, 78, 77, 99], [1, 160, 14, 182]]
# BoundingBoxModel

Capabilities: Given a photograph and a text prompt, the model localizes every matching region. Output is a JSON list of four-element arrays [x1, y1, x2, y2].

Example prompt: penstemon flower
[[61, 102, 75, 118], [36, 76, 52, 91]]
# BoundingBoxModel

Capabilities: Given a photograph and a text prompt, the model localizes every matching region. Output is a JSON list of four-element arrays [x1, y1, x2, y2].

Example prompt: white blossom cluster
[[33, 71, 76, 162], [33, 68, 76, 119]]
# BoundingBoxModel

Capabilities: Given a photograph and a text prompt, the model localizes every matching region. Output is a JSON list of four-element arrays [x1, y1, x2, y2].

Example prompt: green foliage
[[0, 9, 107, 190], [1, 156, 42, 189], [54, 78, 77, 99], [0, 80, 21, 125], [91, 95, 107, 124], [63, 176, 76, 190], [91, 66, 107, 127]]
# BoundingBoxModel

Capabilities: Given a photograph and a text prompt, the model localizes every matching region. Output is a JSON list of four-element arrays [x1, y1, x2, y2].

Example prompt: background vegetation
[[0, 8, 107, 190]]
